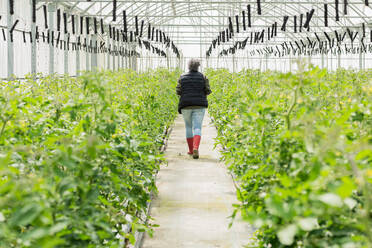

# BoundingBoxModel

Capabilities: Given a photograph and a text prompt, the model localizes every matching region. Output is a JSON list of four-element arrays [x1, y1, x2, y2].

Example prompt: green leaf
[[318, 193, 343, 207], [297, 218, 319, 231], [9, 204, 42, 227], [277, 224, 297, 245]]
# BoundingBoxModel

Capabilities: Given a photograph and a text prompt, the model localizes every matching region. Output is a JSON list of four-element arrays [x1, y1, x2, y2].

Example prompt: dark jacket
[[176, 71, 212, 114]]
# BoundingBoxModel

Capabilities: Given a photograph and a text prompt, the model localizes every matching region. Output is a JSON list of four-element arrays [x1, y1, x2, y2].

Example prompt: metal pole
[[7, 0, 14, 79]]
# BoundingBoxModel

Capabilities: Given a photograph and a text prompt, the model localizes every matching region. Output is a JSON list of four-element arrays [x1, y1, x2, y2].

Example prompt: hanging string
[[86, 17, 90, 35], [304, 9, 314, 30], [267, 27, 270, 40], [9, 0, 14, 15], [148, 24, 151, 39], [159, 30, 162, 42], [257, 0, 261, 15], [365, 0, 369, 6], [140, 20, 144, 37], [113, 0, 117, 21], [32, 0, 36, 23], [135, 16, 139, 36], [235, 15, 240, 33], [79, 16, 83, 35], [56, 31, 60, 47], [100, 19, 104, 34], [72, 15, 75, 34], [151, 27, 155, 41], [226, 28, 229, 41], [242, 11, 246, 31], [247, 5, 251, 27], [344, 0, 348, 15], [113, 27, 115, 40], [109, 25, 112, 38], [362, 23, 365, 38], [43, 5, 48, 29], [335, 0, 340, 21], [294, 15, 297, 33], [2, 29, 6, 41], [281, 16, 289, 31], [156, 29, 159, 42], [299, 14, 303, 32], [123, 11, 127, 34], [57, 9, 61, 32], [63, 13, 68, 34], [94, 17, 97, 34], [228, 17, 234, 35]]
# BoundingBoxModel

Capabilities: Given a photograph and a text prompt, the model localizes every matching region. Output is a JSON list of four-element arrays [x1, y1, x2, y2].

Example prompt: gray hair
[[188, 59, 201, 72]]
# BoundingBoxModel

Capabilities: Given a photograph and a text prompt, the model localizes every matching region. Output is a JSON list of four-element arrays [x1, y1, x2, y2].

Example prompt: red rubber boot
[[193, 135, 201, 159], [187, 138, 193, 155]]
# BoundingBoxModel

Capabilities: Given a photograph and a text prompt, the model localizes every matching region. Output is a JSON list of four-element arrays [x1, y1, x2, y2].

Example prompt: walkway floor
[[142, 112, 253, 248]]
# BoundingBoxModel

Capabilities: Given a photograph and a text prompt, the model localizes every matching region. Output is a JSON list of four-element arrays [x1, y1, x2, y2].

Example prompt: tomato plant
[[0, 69, 179, 247], [207, 66, 372, 248]]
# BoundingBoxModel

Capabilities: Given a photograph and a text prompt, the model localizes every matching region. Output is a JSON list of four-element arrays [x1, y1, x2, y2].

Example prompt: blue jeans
[[181, 108, 206, 138]]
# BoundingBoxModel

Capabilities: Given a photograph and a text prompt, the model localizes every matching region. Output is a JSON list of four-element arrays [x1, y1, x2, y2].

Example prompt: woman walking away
[[176, 59, 212, 159]]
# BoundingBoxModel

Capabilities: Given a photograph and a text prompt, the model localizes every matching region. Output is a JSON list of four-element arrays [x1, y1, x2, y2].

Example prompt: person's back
[[176, 59, 212, 159]]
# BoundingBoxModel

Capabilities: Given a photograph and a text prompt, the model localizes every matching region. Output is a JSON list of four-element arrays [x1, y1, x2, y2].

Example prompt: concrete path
[[142, 112, 253, 248]]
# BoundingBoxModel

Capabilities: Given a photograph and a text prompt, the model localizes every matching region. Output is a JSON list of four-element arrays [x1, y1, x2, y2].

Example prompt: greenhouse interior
[[0, 0, 371, 247]]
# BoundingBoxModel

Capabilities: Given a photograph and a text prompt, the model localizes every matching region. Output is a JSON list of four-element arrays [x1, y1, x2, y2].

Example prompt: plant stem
[[286, 86, 298, 130]]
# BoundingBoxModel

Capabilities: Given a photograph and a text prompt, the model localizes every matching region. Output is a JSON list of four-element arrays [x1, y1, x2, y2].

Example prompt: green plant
[[207, 66, 372, 248], [0, 68, 180, 247]]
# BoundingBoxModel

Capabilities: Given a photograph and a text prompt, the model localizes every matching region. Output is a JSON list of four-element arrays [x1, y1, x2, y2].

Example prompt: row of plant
[[206, 64, 372, 248], [0, 69, 179, 247]]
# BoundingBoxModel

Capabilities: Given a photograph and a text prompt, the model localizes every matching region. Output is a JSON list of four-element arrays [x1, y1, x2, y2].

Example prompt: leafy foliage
[[0, 69, 179, 247], [207, 66, 372, 248]]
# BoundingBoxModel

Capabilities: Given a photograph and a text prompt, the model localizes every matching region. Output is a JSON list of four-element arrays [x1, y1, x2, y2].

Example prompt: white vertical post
[[64, 34, 69, 74], [31, 0, 37, 76], [76, 15, 80, 76], [107, 35, 111, 69], [7, 0, 14, 79], [49, 4, 55, 75], [359, 27, 364, 70], [112, 40, 116, 71], [91, 35, 97, 70], [86, 35, 90, 71]]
